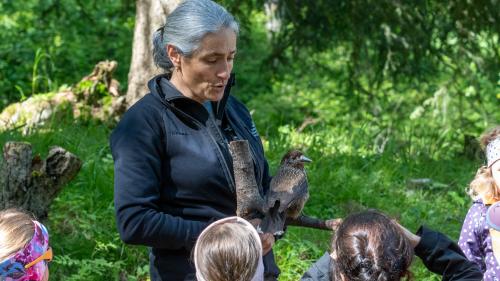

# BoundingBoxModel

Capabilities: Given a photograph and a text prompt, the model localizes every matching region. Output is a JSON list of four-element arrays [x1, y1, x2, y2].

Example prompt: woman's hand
[[325, 218, 343, 231], [248, 218, 275, 255], [259, 232, 275, 255]]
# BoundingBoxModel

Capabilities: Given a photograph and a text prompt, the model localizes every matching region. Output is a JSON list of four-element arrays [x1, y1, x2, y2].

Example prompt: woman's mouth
[[213, 83, 226, 88]]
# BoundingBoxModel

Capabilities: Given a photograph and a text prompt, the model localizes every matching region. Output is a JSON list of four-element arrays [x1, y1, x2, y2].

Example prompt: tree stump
[[0, 142, 82, 220]]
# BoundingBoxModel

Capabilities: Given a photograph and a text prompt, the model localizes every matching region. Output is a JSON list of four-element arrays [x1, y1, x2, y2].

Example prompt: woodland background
[[0, 0, 499, 280]]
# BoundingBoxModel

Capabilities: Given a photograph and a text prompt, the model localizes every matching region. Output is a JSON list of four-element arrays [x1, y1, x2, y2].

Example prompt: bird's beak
[[299, 155, 312, 163]]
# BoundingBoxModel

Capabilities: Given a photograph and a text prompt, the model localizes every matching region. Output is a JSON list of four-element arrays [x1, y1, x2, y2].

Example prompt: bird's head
[[280, 150, 312, 169]]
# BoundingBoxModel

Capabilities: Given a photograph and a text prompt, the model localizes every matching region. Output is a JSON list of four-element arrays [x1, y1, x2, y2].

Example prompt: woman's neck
[[169, 72, 204, 104]]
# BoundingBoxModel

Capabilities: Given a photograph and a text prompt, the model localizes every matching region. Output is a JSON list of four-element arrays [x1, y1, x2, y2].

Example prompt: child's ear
[[330, 250, 337, 260]]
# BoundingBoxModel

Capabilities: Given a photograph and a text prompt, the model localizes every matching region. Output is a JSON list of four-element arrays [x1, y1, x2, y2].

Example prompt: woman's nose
[[217, 61, 231, 80]]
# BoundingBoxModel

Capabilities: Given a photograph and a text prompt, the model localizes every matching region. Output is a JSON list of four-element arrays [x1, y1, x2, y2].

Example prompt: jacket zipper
[[163, 102, 237, 193]]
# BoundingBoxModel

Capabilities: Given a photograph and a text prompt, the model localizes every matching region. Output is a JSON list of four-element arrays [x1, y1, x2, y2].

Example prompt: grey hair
[[153, 0, 239, 74]]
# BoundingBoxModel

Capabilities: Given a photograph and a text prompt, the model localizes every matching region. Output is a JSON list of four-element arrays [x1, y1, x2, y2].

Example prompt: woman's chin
[[206, 90, 225, 101]]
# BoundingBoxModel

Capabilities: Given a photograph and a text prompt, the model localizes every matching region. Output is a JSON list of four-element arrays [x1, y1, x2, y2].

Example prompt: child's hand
[[393, 220, 421, 248]]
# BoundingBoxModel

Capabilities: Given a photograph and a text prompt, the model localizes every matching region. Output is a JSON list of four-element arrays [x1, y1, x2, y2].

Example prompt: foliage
[[0, 99, 487, 280], [1, 1, 499, 281], [267, 1, 499, 82], [0, 117, 150, 281], [0, 0, 134, 109]]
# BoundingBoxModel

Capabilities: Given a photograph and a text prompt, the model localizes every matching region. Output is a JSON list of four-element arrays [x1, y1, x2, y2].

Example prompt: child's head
[[482, 126, 500, 188], [194, 216, 263, 281], [0, 209, 51, 281], [331, 210, 414, 281], [468, 126, 500, 203]]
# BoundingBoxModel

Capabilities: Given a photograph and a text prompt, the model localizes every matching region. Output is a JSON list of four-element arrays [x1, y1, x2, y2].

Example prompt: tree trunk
[[264, 0, 281, 39], [125, 0, 181, 107], [0, 142, 82, 220]]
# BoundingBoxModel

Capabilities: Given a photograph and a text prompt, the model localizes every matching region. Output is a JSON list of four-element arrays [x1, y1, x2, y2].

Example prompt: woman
[[301, 210, 483, 281], [110, 0, 278, 280]]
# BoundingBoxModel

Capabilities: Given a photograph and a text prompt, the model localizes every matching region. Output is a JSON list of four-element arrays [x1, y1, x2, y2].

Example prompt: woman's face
[[169, 28, 237, 104], [492, 161, 500, 188]]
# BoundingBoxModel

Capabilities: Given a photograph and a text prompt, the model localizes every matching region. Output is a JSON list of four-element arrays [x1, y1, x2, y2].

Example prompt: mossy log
[[0, 60, 127, 134], [0, 142, 81, 219]]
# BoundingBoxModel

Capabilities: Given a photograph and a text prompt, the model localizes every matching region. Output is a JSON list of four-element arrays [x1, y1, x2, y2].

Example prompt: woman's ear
[[166, 44, 182, 68], [329, 250, 337, 260]]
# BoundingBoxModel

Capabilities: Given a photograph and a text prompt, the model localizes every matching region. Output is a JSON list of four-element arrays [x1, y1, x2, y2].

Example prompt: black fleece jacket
[[110, 75, 278, 280]]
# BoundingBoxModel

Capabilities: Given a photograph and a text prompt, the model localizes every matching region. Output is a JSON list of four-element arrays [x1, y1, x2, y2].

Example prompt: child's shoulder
[[467, 200, 488, 215]]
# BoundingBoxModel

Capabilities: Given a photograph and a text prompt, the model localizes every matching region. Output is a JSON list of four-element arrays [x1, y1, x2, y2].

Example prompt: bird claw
[[256, 225, 264, 234], [273, 230, 284, 236]]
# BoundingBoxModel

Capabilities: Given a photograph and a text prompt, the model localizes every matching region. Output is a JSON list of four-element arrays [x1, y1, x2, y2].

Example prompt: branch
[[229, 140, 267, 219], [286, 214, 332, 231]]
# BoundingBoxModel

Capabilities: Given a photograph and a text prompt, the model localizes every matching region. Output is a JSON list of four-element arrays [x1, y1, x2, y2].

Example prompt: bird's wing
[[268, 166, 309, 213]]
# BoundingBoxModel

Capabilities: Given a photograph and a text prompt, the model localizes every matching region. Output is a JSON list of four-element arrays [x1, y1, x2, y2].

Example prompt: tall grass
[[0, 111, 483, 280], [0, 11, 496, 280]]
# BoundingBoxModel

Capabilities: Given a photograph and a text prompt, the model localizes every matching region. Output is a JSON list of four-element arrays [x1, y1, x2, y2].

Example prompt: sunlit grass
[[0, 115, 482, 280]]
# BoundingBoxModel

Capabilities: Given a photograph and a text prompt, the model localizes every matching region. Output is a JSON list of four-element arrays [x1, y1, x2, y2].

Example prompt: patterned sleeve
[[458, 203, 486, 272]]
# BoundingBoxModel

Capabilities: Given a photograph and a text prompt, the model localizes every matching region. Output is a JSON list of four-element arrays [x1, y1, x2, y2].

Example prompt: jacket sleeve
[[110, 101, 207, 249], [415, 226, 483, 281], [300, 252, 332, 281], [458, 203, 486, 271]]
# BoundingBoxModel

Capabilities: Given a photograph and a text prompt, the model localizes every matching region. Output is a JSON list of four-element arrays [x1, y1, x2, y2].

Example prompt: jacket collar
[[148, 73, 236, 121]]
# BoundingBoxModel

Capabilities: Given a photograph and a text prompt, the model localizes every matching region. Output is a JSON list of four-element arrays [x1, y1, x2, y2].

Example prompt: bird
[[259, 150, 311, 236], [229, 140, 332, 236]]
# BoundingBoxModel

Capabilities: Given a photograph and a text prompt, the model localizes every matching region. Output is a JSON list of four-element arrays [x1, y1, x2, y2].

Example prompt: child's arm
[[458, 203, 486, 271], [415, 226, 483, 281]]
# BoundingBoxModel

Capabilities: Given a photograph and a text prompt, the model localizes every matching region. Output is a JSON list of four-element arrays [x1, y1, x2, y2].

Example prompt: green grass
[[1, 3, 497, 280], [265, 125, 478, 280], [0, 113, 483, 280]]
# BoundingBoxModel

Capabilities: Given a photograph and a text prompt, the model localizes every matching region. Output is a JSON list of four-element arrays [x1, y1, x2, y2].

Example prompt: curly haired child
[[459, 126, 500, 280]]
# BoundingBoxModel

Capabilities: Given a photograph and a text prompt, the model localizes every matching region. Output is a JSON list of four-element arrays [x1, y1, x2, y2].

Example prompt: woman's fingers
[[259, 233, 275, 255], [248, 218, 262, 228], [326, 218, 343, 231]]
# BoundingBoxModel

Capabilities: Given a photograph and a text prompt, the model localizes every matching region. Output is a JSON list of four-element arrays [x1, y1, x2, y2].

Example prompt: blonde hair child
[[193, 216, 264, 281], [459, 126, 500, 280]]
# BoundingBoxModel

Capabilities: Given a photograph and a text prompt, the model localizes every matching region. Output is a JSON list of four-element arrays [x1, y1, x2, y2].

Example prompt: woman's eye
[[206, 58, 217, 63]]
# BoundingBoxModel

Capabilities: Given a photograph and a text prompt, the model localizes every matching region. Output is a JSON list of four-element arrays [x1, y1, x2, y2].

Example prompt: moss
[[31, 170, 43, 177], [74, 80, 93, 96], [101, 96, 113, 107], [31, 92, 57, 102], [2, 103, 20, 116]]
